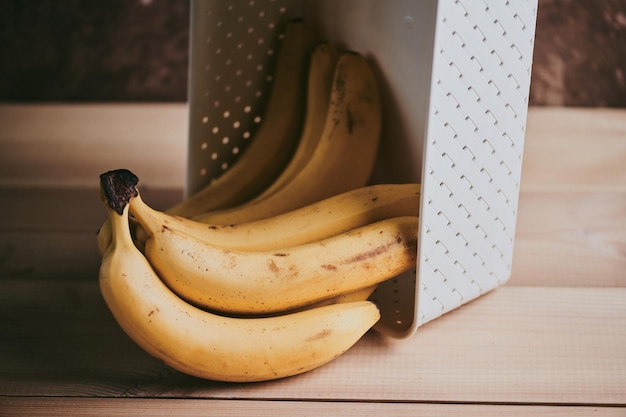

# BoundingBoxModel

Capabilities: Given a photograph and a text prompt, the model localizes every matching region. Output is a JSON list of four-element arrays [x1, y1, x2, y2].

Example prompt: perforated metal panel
[[187, 0, 301, 195], [188, 0, 538, 338], [417, 0, 537, 328]]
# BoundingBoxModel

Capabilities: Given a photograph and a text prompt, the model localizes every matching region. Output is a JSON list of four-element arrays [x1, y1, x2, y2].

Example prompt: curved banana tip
[[99, 169, 140, 214]]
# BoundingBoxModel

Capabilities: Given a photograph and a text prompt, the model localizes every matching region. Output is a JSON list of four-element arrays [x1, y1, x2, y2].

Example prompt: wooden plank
[[1, 397, 624, 417], [2, 105, 625, 193], [1, 280, 624, 405], [522, 108, 626, 193], [0, 185, 181, 233], [1, 105, 625, 412], [0, 186, 182, 281], [0, 104, 188, 189], [510, 191, 626, 287], [0, 232, 101, 280]]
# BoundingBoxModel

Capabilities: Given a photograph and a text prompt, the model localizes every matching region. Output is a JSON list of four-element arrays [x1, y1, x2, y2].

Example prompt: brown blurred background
[[0, 0, 624, 106]]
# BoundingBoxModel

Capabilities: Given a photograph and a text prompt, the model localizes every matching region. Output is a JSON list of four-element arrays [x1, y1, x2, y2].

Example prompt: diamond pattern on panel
[[417, 0, 537, 326]]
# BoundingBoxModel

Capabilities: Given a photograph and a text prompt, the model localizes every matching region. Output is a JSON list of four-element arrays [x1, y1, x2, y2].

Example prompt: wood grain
[[1, 280, 624, 405], [0, 106, 624, 414], [511, 191, 626, 286], [1, 397, 624, 417], [0, 186, 181, 281], [522, 108, 626, 193], [0, 103, 188, 189], [510, 107, 626, 287]]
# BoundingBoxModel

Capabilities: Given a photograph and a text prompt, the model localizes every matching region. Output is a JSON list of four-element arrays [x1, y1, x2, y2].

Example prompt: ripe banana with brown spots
[[99, 171, 380, 382], [124, 181, 420, 252]]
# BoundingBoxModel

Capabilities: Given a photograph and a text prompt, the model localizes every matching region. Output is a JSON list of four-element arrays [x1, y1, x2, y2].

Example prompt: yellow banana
[[298, 284, 378, 312], [133, 205, 418, 314], [195, 51, 383, 225], [97, 216, 140, 255], [99, 170, 380, 382], [127, 181, 420, 252], [166, 19, 316, 217], [246, 42, 339, 203], [228, 285, 378, 317], [97, 220, 112, 254]]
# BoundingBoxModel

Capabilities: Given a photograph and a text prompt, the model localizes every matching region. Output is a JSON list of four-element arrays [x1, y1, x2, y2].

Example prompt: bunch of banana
[[166, 19, 316, 218], [99, 171, 380, 382], [194, 48, 383, 225], [95, 18, 419, 382], [98, 168, 418, 382]]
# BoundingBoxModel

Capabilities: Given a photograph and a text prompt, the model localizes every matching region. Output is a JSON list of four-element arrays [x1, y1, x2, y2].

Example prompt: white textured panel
[[417, 0, 537, 327]]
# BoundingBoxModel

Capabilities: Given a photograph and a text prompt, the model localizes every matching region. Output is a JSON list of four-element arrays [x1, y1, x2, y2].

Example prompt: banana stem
[[99, 169, 140, 215]]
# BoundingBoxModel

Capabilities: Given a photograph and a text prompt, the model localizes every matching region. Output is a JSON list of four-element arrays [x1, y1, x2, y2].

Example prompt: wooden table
[[1, 106, 625, 415]]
